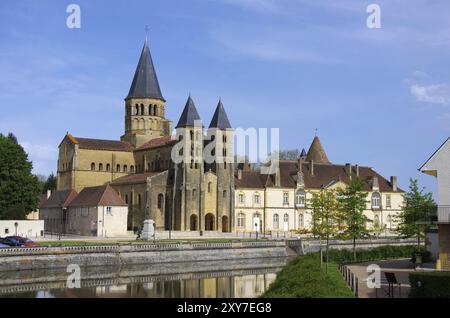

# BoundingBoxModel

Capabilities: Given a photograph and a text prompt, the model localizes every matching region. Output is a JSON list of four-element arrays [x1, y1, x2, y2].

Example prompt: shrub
[[263, 253, 354, 298], [409, 272, 450, 298], [327, 245, 429, 264]]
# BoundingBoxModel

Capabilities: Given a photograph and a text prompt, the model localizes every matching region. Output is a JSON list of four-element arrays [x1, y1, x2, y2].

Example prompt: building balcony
[[438, 205, 450, 224]]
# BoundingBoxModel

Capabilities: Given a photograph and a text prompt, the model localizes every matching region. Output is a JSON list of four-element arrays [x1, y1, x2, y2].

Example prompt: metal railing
[[0, 239, 296, 256], [339, 263, 358, 298]]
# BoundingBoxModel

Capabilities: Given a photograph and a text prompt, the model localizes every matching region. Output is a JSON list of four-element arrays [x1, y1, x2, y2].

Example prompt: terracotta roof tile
[[74, 137, 133, 152], [235, 171, 265, 189], [68, 184, 126, 207], [110, 172, 161, 185], [237, 161, 403, 192], [135, 135, 176, 151], [40, 189, 78, 208]]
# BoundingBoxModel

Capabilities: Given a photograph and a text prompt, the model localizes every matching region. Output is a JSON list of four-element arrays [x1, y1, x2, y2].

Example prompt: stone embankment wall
[[0, 240, 298, 272]]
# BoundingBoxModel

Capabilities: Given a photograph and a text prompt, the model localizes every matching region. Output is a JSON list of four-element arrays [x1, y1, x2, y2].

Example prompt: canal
[[0, 257, 288, 298]]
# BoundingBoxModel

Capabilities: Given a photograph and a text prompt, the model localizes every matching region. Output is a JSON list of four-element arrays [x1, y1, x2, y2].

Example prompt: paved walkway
[[347, 259, 436, 298]]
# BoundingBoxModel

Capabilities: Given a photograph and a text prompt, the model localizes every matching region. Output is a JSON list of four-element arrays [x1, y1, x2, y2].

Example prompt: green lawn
[[263, 253, 354, 298]]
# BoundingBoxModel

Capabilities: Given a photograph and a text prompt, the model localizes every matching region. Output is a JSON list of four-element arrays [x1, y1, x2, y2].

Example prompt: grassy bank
[[263, 253, 354, 298]]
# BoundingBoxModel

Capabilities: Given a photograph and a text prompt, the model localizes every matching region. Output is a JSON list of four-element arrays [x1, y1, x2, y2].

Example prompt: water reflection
[[0, 258, 285, 298]]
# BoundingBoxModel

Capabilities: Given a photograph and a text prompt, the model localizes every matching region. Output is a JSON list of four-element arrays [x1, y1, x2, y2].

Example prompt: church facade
[[56, 40, 234, 233], [54, 39, 404, 237]]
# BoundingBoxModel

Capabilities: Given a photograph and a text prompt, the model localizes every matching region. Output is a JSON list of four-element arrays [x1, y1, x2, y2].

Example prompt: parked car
[[0, 238, 11, 248], [1, 236, 39, 247]]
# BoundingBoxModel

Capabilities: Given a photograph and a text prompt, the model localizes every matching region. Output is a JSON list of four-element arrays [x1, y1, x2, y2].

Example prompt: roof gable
[[68, 185, 126, 207], [419, 137, 450, 175]]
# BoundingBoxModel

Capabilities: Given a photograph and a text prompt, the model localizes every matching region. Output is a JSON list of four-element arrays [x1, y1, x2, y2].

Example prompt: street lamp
[[255, 222, 258, 241], [153, 222, 156, 244]]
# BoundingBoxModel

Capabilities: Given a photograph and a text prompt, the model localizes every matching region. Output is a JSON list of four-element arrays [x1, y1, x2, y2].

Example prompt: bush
[[263, 253, 354, 298], [327, 245, 430, 264], [409, 272, 450, 298]]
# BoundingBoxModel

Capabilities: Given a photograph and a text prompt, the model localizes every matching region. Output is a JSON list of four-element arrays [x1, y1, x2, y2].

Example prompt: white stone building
[[235, 136, 404, 236], [420, 137, 450, 270]]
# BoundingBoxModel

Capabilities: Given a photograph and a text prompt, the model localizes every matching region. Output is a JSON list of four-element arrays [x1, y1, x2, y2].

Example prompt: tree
[[41, 173, 57, 194], [309, 188, 338, 272], [269, 149, 302, 161], [395, 179, 436, 248], [0, 133, 41, 220], [337, 178, 371, 261]]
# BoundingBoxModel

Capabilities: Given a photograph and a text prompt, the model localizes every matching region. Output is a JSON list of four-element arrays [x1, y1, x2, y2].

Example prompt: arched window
[[296, 190, 306, 207], [190, 130, 194, 141], [116, 164, 120, 172], [371, 192, 381, 209], [192, 189, 197, 198], [135, 104, 139, 115], [106, 164, 110, 172], [254, 193, 260, 204], [208, 182, 212, 193], [284, 213, 289, 229], [153, 104, 157, 116], [157, 194, 164, 209], [223, 190, 227, 198], [123, 165, 128, 173], [273, 214, 279, 229], [91, 162, 95, 171], [237, 213, 245, 228], [140, 104, 144, 115], [130, 165, 135, 173], [98, 163, 103, 171]]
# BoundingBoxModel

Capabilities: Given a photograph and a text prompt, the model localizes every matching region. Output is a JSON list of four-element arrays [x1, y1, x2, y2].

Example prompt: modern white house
[[420, 137, 450, 270]]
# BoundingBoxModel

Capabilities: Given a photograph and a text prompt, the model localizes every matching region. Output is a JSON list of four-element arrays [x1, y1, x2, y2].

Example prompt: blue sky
[[1, 0, 449, 197]]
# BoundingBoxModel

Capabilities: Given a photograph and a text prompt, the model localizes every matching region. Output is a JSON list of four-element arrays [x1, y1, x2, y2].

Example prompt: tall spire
[[306, 136, 331, 164], [176, 95, 202, 128], [209, 99, 232, 129], [127, 39, 164, 101]]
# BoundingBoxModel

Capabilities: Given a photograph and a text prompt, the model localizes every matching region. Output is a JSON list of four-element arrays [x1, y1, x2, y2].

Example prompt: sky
[[1, 0, 449, 197]]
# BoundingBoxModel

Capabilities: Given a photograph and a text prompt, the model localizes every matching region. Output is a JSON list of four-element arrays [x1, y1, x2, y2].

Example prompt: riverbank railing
[[339, 263, 359, 298]]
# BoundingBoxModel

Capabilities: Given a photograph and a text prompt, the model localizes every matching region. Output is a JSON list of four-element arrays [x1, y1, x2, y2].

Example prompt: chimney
[[310, 160, 314, 176], [345, 163, 352, 180], [390, 176, 398, 191], [46, 189, 51, 199], [355, 164, 360, 177], [237, 168, 242, 180]]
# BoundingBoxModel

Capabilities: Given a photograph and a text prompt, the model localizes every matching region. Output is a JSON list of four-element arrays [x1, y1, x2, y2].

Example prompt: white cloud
[[410, 83, 450, 106]]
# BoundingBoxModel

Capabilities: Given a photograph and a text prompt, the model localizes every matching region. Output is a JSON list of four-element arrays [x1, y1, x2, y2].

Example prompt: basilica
[[42, 39, 404, 237]]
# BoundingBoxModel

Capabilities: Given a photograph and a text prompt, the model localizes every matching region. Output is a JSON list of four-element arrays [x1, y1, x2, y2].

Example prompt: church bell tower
[[121, 39, 172, 148]]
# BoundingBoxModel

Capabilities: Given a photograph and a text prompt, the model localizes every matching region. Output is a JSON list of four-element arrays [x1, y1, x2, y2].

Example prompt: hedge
[[326, 245, 431, 264], [263, 253, 354, 298], [409, 272, 450, 298]]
